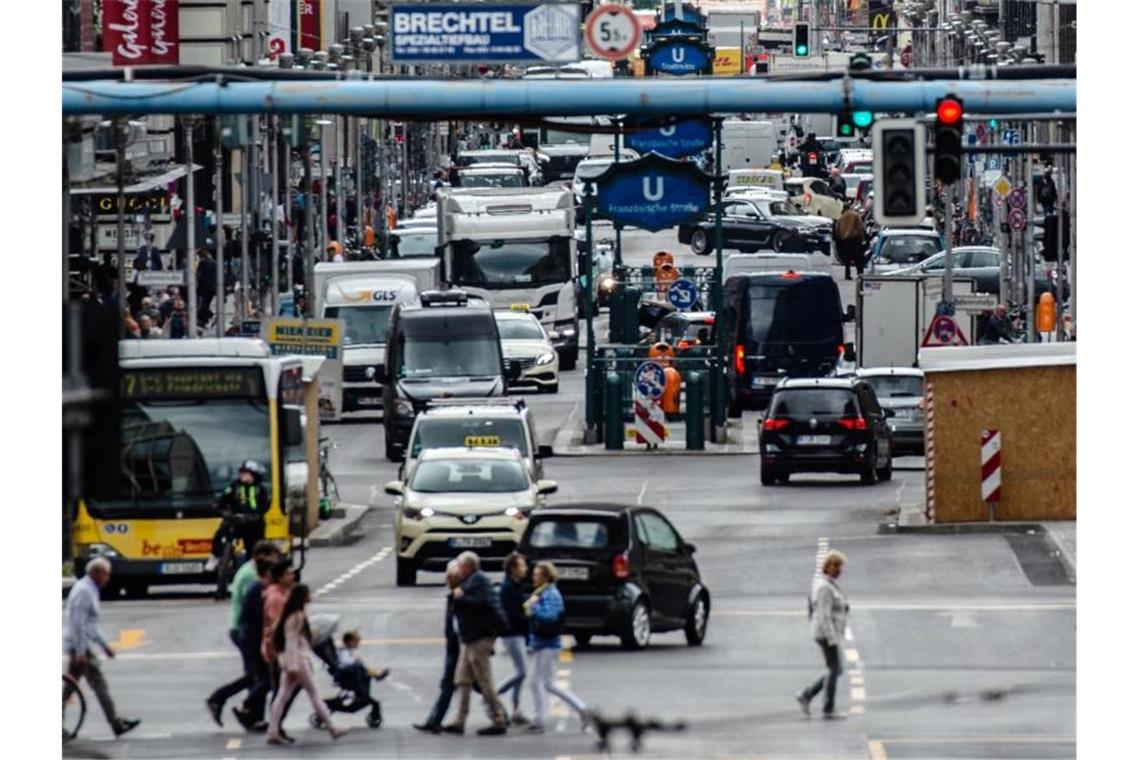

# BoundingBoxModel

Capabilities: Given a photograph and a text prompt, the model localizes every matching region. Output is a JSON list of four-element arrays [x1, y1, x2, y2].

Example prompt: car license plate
[[160, 561, 203, 575], [558, 566, 589, 581], [896, 408, 915, 420], [448, 537, 492, 548], [796, 435, 830, 446], [357, 397, 383, 406], [751, 376, 777, 389]]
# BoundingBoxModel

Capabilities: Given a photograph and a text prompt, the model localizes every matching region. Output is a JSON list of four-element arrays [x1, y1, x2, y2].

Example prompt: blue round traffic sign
[[667, 278, 698, 310], [634, 361, 667, 399]]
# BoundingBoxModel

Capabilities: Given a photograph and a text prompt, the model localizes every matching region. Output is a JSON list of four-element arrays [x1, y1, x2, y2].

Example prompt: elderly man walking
[[796, 550, 850, 719], [63, 558, 141, 738], [442, 552, 509, 736]]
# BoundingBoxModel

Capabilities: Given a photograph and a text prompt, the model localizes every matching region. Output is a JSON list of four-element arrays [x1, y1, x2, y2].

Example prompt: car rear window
[[879, 237, 940, 264], [411, 418, 528, 458], [863, 375, 923, 399], [747, 280, 843, 347], [770, 389, 859, 417], [527, 518, 618, 549]]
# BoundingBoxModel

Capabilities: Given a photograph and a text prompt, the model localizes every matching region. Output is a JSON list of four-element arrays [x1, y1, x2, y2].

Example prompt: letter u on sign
[[658, 125, 676, 137], [642, 177, 664, 202], [671, 47, 685, 63]]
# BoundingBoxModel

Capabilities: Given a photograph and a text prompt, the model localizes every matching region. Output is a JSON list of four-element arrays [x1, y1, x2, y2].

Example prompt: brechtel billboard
[[390, 4, 581, 63]]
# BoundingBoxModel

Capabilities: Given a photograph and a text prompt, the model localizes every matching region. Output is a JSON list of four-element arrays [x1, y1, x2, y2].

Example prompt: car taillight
[[677, 339, 691, 349], [763, 417, 790, 431], [734, 344, 745, 375], [837, 344, 845, 356], [611, 552, 630, 580], [837, 417, 868, 430]]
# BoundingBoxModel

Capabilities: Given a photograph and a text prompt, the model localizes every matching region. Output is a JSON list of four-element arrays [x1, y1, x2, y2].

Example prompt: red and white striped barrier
[[923, 381, 935, 521], [981, 429, 1002, 502], [634, 395, 667, 447]]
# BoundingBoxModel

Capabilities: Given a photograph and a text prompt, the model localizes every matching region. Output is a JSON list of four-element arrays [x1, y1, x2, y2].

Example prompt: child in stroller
[[309, 615, 388, 729]]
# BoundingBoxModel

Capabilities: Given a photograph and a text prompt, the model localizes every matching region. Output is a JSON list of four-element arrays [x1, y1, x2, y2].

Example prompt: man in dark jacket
[[196, 249, 218, 328], [415, 560, 464, 733], [442, 552, 508, 736], [797, 133, 827, 179], [206, 460, 270, 572]]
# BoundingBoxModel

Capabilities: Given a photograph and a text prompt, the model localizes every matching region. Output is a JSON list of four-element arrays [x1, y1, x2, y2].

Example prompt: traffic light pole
[[942, 182, 954, 305]]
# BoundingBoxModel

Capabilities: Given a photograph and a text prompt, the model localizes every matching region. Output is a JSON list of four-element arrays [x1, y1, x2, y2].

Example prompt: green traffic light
[[839, 123, 853, 137], [988, 118, 999, 128], [853, 111, 874, 128], [795, 44, 808, 56]]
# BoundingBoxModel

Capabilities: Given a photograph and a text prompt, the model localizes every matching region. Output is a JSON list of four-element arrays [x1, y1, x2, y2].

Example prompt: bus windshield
[[324, 305, 393, 346], [451, 239, 571, 289], [89, 398, 271, 511]]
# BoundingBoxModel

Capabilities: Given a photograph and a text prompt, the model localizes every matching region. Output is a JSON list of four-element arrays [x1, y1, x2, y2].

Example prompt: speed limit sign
[[584, 4, 642, 61]]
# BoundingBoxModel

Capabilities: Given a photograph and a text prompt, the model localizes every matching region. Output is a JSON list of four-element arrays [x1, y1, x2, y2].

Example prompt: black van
[[380, 291, 515, 461], [721, 272, 852, 415]]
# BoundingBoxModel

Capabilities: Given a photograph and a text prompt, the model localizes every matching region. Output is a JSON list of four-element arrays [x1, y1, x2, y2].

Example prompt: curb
[[309, 503, 369, 547], [1043, 523, 1077, 581]]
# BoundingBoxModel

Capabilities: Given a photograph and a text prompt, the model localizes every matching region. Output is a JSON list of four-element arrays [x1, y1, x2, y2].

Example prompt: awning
[[70, 163, 203, 196]]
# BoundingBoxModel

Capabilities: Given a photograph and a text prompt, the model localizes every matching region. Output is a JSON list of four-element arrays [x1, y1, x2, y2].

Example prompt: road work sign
[[390, 4, 581, 63]]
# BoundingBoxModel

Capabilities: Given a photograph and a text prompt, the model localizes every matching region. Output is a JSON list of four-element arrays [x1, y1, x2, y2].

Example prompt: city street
[[63, 229, 1075, 759]]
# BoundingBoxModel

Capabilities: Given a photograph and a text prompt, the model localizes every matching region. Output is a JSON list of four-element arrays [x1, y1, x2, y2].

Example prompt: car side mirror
[[685, 542, 697, 554], [537, 444, 554, 459], [283, 408, 304, 447], [383, 480, 404, 496], [843, 342, 856, 362], [536, 479, 558, 496], [844, 305, 856, 323]]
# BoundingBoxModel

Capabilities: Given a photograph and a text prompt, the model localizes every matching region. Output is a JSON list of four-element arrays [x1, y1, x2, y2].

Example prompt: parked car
[[856, 368, 925, 456], [516, 503, 710, 650], [386, 446, 557, 586], [454, 163, 527, 189], [864, 228, 945, 273], [784, 177, 845, 220], [888, 246, 1065, 298], [759, 377, 894, 485], [678, 197, 830, 255]]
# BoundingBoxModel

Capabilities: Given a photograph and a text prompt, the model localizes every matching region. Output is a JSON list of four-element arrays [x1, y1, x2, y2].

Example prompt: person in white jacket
[[796, 550, 849, 718]]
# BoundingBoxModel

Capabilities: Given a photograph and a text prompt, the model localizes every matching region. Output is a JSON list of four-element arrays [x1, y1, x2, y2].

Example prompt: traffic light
[[837, 111, 856, 139], [793, 22, 810, 57], [933, 95, 964, 184], [872, 119, 927, 225]]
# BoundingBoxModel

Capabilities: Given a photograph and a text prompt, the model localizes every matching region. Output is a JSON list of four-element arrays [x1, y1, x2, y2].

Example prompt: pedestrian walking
[[63, 557, 141, 738], [833, 204, 867, 281], [524, 561, 589, 734], [796, 550, 849, 719], [828, 167, 848, 198], [414, 560, 464, 734], [266, 584, 349, 744], [261, 558, 301, 743], [196, 248, 218, 329], [442, 552, 509, 736], [495, 552, 531, 726], [230, 554, 276, 732], [207, 541, 281, 727]]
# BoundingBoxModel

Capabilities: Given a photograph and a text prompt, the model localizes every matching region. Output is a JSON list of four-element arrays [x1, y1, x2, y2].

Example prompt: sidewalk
[[307, 503, 369, 547]]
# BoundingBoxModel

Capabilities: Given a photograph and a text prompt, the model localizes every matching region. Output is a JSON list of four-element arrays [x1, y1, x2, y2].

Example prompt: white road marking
[[851, 687, 867, 701], [850, 704, 865, 716], [636, 478, 649, 504], [314, 547, 391, 598], [845, 625, 854, 641], [389, 679, 422, 704], [225, 738, 242, 749], [846, 648, 860, 664]]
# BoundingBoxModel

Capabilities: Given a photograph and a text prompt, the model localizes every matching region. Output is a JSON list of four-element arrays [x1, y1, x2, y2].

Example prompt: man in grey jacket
[[64, 557, 141, 737], [796, 550, 849, 719]]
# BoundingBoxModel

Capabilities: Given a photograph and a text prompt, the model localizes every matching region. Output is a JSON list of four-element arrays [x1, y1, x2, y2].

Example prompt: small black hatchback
[[759, 377, 894, 485], [516, 504, 710, 651]]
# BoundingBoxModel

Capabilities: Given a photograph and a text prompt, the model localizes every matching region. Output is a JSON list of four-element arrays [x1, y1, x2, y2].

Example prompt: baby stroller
[[308, 613, 383, 729]]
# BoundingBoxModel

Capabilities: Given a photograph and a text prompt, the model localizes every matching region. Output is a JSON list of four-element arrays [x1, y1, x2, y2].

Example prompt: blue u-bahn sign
[[645, 37, 714, 76], [625, 117, 713, 159], [592, 153, 712, 232]]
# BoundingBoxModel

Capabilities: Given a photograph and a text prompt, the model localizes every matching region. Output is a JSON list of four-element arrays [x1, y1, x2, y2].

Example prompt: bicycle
[[213, 512, 258, 600], [62, 673, 86, 743], [319, 437, 340, 507]]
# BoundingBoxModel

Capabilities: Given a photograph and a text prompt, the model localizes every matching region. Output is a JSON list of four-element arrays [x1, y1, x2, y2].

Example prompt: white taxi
[[494, 309, 559, 393], [386, 447, 557, 586]]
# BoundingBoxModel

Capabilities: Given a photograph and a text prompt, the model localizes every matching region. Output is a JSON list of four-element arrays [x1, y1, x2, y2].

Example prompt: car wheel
[[691, 228, 710, 255], [860, 457, 878, 485], [385, 438, 402, 463], [760, 468, 777, 486], [876, 453, 893, 482], [620, 599, 652, 650], [396, 556, 417, 587], [558, 352, 576, 371], [685, 593, 710, 646], [772, 231, 793, 253], [573, 633, 592, 649], [545, 382, 559, 394]]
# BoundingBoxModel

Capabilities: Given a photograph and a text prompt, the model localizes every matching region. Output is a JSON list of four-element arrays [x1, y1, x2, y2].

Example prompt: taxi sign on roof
[[509, 303, 530, 312], [464, 435, 502, 447]]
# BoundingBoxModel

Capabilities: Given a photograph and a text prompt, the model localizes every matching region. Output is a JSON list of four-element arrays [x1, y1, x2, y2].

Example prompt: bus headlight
[[82, 543, 121, 559]]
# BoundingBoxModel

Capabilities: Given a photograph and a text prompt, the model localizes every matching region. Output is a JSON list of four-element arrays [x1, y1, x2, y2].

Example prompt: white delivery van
[[721, 120, 778, 172]]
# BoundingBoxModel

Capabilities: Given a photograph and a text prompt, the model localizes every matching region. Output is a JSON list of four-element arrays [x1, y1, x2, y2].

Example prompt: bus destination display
[[121, 368, 264, 400]]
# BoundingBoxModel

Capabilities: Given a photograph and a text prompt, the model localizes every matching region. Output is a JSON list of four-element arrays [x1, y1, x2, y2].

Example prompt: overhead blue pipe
[[62, 78, 1076, 117]]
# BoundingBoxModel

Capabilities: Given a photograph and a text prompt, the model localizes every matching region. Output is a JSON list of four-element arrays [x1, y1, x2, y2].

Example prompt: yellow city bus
[[71, 339, 307, 597]]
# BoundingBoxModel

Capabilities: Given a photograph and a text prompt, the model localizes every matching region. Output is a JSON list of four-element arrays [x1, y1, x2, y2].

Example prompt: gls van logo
[[346, 289, 400, 303]]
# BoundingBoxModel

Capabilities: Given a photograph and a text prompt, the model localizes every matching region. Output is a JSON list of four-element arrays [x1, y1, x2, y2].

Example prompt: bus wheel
[[122, 582, 148, 599]]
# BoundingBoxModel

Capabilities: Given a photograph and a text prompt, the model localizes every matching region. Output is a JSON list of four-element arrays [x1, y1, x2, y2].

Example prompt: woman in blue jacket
[[524, 561, 590, 733]]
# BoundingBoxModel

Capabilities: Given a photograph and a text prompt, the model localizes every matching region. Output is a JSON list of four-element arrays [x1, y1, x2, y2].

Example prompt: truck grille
[[343, 366, 376, 384]]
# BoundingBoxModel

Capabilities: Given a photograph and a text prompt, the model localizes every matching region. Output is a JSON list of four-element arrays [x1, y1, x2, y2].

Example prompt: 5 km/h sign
[[584, 4, 642, 61]]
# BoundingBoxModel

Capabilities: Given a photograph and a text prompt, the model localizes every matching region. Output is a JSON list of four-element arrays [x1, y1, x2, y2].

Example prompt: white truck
[[721, 120, 778, 172], [314, 259, 442, 414], [437, 187, 579, 369], [856, 275, 978, 369]]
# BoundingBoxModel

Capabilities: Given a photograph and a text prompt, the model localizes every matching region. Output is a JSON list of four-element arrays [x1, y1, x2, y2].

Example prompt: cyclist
[[206, 460, 270, 573]]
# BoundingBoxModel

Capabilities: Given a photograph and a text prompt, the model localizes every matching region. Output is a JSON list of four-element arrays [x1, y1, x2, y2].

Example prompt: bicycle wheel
[[215, 542, 234, 600], [63, 673, 86, 743]]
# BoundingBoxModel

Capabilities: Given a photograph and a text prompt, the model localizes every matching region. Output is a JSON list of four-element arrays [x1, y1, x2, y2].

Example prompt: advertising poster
[[264, 317, 345, 420]]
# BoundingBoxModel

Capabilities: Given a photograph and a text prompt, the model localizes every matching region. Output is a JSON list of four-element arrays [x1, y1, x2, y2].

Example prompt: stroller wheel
[[367, 708, 382, 729], [310, 713, 327, 730]]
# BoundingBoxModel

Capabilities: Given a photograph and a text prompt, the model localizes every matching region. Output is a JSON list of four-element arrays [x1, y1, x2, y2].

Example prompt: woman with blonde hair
[[524, 561, 590, 733]]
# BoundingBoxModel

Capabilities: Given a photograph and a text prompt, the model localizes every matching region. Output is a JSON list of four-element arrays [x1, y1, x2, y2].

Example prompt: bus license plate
[[558, 566, 589, 580], [796, 435, 830, 446], [357, 397, 383, 406], [161, 561, 203, 575], [448, 537, 492, 548]]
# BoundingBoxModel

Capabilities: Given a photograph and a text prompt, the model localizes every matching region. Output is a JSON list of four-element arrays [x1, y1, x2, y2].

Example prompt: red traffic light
[[936, 97, 963, 124]]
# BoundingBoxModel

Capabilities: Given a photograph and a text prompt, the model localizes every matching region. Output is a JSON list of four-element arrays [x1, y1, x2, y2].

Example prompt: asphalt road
[[64, 230, 1075, 759]]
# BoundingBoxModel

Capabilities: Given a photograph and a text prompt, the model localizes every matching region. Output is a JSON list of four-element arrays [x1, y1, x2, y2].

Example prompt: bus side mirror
[[283, 408, 304, 447]]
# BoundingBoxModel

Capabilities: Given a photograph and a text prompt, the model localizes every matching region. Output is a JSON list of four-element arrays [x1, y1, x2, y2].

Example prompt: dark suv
[[517, 504, 710, 651], [759, 378, 894, 485]]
